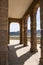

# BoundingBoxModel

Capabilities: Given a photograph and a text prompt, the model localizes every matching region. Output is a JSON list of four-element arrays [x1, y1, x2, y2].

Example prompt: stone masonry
[[0, 0, 8, 65], [30, 8, 38, 52], [24, 17, 27, 46]]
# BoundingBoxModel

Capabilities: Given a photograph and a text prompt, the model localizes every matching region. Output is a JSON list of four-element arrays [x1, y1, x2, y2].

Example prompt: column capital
[[30, 7, 38, 18]]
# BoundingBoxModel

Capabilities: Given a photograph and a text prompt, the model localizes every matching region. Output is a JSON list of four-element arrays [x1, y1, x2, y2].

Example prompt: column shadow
[[8, 43, 36, 65]]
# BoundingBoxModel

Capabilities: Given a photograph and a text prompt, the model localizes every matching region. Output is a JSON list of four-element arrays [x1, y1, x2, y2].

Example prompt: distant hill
[[36, 30, 41, 37], [27, 30, 41, 37], [10, 31, 20, 36], [10, 30, 41, 37]]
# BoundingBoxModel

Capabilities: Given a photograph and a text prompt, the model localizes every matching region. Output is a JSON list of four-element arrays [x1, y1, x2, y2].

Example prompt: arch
[[36, 7, 41, 44], [9, 22, 20, 44], [10, 22, 20, 32], [27, 16, 31, 45]]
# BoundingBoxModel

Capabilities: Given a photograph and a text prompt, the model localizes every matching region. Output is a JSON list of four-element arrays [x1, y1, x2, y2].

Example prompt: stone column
[[30, 8, 37, 52], [24, 17, 27, 46], [20, 19, 24, 44], [0, 0, 8, 65], [20, 21, 23, 44], [22, 20, 24, 44], [40, 0, 43, 65], [8, 21, 10, 44]]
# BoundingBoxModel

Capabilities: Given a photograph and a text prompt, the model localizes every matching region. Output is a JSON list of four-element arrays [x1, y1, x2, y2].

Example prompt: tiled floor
[[8, 40, 41, 65]]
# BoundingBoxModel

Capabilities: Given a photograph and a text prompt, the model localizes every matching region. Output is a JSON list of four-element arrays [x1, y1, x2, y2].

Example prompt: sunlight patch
[[16, 46, 30, 58], [14, 44, 23, 48], [9, 40, 20, 45], [24, 53, 40, 65]]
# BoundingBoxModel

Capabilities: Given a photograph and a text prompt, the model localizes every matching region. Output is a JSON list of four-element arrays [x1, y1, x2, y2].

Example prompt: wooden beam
[[8, 18, 21, 23]]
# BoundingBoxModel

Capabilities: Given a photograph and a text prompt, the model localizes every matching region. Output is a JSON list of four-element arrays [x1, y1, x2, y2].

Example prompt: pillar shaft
[[20, 20, 24, 44], [0, 0, 8, 65], [20, 21, 23, 44], [8, 22, 10, 44], [30, 9, 37, 52], [22, 20, 24, 44], [40, 0, 43, 64], [24, 17, 27, 46]]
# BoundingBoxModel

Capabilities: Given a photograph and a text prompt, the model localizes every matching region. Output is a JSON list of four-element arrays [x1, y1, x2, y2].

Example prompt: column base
[[30, 48, 38, 52], [20, 42, 23, 44], [24, 44, 28, 47], [39, 58, 43, 65]]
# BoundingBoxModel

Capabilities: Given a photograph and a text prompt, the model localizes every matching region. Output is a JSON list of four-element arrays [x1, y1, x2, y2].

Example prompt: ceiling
[[8, 0, 33, 18]]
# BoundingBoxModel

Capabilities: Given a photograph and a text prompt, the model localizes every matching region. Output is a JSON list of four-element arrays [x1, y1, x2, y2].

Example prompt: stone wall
[[0, 0, 8, 65]]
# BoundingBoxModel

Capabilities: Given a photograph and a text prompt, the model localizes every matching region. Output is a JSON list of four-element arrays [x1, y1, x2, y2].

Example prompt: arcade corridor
[[0, 0, 43, 65]]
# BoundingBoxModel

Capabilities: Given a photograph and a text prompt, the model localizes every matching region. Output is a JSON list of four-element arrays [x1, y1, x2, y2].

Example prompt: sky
[[10, 7, 40, 32]]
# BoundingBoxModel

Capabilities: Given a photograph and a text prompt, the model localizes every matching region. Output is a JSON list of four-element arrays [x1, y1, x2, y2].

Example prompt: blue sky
[[10, 23, 20, 32], [36, 7, 40, 30], [10, 7, 40, 32]]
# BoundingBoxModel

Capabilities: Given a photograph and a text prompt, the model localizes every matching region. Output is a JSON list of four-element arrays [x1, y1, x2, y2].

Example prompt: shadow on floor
[[8, 43, 37, 65]]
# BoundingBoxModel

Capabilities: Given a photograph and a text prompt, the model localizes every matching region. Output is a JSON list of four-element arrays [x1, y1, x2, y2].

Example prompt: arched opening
[[36, 7, 41, 50], [36, 7, 41, 44], [27, 16, 31, 46], [36, 6, 41, 62], [9, 22, 20, 45]]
